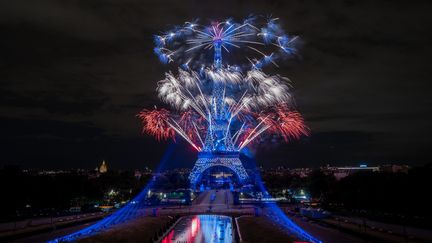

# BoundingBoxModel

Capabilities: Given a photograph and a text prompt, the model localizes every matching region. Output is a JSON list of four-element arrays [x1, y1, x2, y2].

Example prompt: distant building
[[322, 164, 380, 180], [134, 169, 142, 178], [134, 169, 151, 178], [99, 160, 108, 173], [289, 168, 313, 178], [211, 171, 233, 179]]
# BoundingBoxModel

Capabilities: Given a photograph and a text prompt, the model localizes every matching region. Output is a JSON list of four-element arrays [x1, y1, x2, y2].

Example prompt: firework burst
[[137, 108, 175, 141], [138, 67, 308, 151], [139, 16, 308, 153], [154, 16, 300, 69], [51, 15, 319, 243]]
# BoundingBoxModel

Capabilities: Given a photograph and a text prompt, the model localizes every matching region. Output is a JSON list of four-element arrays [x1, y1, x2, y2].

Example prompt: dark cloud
[[0, 117, 104, 140], [0, 0, 431, 169]]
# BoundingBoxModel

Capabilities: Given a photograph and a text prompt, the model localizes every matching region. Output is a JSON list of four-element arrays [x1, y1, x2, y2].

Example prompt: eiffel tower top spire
[[201, 29, 235, 153]]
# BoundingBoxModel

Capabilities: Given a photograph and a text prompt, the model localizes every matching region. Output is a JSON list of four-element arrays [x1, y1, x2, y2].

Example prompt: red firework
[[136, 108, 175, 141], [237, 126, 257, 147], [261, 104, 309, 142], [179, 110, 205, 144]]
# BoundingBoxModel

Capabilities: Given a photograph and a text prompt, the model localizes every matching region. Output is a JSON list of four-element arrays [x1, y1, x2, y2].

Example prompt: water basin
[[161, 214, 233, 243]]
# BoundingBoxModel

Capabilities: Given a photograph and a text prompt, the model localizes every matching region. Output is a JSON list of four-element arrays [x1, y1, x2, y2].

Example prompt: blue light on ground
[[50, 16, 321, 242], [48, 143, 177, 242], [49, 147, 321, 243], [246, 149, 321, 243]]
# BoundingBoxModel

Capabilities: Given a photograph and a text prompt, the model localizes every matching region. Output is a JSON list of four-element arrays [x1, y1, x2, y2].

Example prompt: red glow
[[263, 106, 309, 142], [161, 216, 201, 243], [243, 104, 309, 144], [191, 144, 201, 151], [136, 108, 175, 141], [191, 216, 200, 238], [211, 22, 224, 41], [161, 228, 174, 243], [138, 103, 308, 149], [238, 126, 258, 146], [179, 110, 205, 145]]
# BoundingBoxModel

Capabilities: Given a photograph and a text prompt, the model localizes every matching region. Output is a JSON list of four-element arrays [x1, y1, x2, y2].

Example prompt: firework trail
[[137, 108, 175, 141], [153, 16, 300, 69], [138, 68, 307, 151], [50, 16, 318, 243]]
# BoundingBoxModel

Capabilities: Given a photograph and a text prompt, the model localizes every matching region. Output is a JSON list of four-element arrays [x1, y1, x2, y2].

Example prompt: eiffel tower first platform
[[189, 151, 248, 187]]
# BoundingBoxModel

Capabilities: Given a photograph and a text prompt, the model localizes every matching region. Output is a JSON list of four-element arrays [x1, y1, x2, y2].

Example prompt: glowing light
[[49, 144, 179, 242], [136, 108, 175, 141], [142, 17, 308, 192], [154, 16, 299, 69], [51, 15, 319, 243], [251, 163, 322, 243], [191, 216, 199, 237], [145, 67, 304, 152], [189, 154, 248, 186], [161, 215, 230, 243]]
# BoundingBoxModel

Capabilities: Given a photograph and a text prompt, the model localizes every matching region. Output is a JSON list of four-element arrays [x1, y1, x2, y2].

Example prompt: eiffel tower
[[188, 40, 248, 188]]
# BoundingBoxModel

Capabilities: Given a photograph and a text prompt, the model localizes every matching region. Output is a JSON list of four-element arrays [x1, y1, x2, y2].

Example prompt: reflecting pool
[[161, 215, 233, 243]]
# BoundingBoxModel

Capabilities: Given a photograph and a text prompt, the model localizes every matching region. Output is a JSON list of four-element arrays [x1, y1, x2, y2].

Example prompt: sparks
[[136, 108, 175, 141], [141, 16, 308, 152], [154, 16, 299, 69]]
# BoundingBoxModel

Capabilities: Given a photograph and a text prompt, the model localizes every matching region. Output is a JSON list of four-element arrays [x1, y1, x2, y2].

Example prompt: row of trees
[[0, 167, 150, 222], [261, 165, 432, 227], [2, 164, 431, 227], [0, 166, 193, 222]]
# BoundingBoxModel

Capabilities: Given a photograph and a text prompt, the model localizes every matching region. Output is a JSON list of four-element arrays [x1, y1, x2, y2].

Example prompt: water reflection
[[162, 215, 233, 243]]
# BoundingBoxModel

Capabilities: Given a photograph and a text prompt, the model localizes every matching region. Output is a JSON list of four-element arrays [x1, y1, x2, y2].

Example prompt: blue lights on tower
[[188, 22, 249, 188], [49, 16, 321, 243]]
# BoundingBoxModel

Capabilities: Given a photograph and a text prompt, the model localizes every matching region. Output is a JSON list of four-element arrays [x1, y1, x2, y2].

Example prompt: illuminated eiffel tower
[[188, 39, 248, 188]]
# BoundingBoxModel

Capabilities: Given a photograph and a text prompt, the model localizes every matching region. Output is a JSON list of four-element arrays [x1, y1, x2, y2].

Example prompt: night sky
[[1, 0, 431, 169]]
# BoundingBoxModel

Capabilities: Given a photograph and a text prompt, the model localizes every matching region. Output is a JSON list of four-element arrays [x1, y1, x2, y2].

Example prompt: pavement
[[191, 189, 234, 212]]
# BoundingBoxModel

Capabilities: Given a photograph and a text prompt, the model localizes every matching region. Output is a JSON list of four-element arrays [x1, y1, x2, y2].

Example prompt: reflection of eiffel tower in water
[[188, 41, 248, 188]]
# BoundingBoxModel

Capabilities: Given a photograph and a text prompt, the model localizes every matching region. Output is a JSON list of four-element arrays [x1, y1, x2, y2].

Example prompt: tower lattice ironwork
[[139, 18, 308, 188], [188, 36, 248, 187]]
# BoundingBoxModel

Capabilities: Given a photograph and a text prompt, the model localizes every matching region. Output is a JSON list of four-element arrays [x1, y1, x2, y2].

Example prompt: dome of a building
[[99, 160, 108, 173]]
